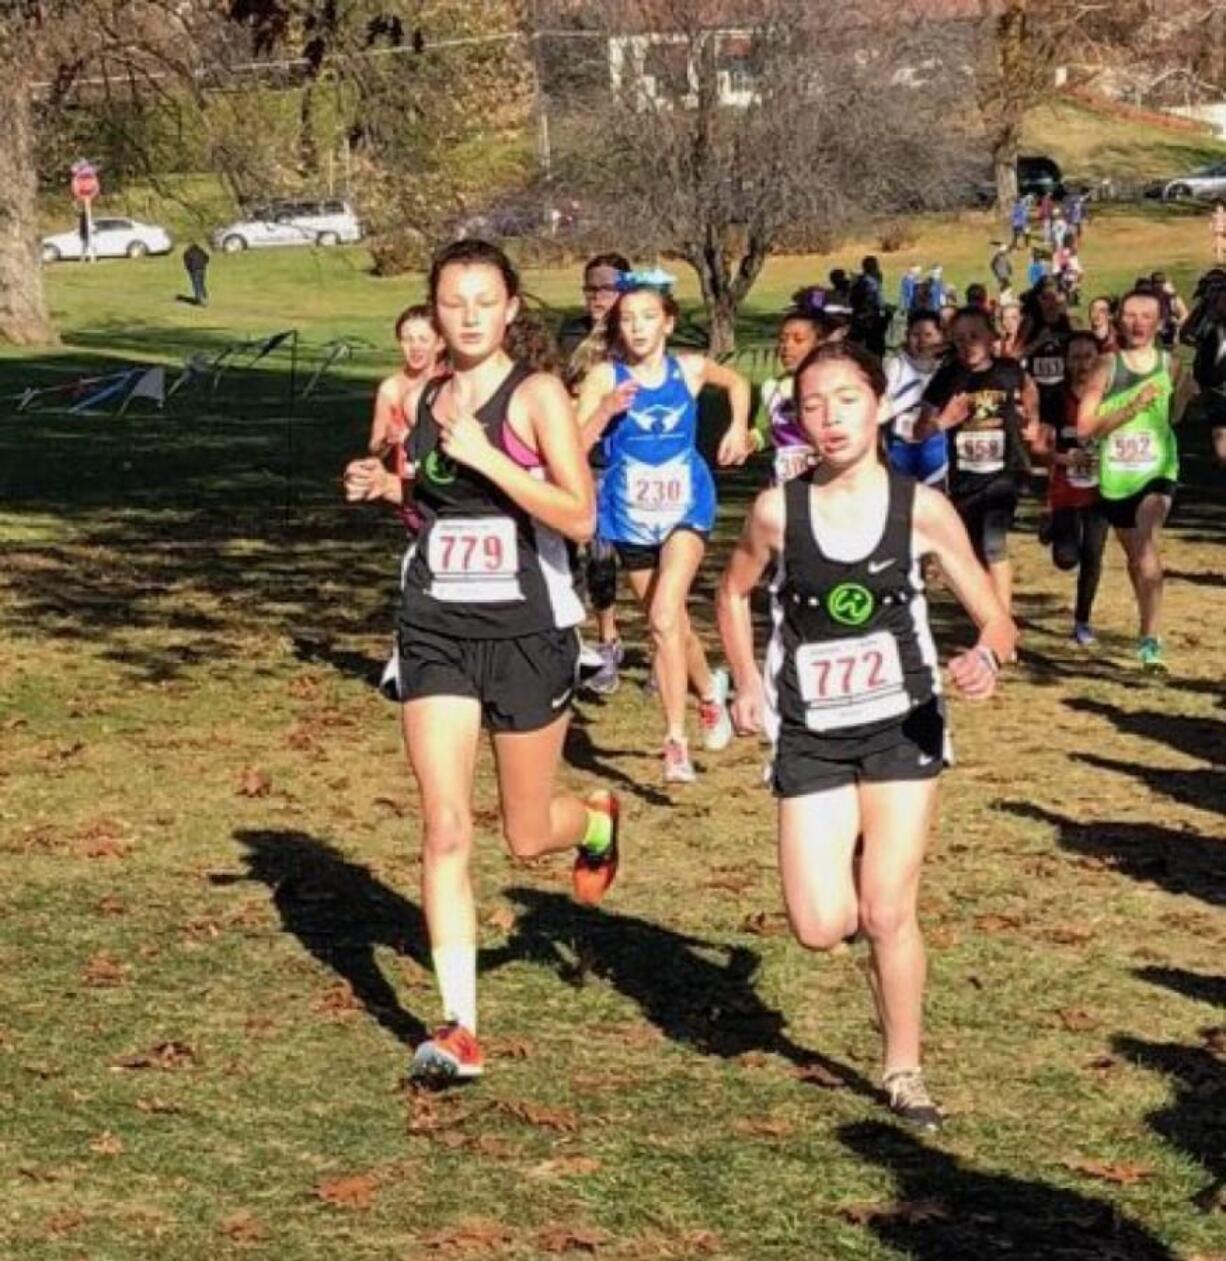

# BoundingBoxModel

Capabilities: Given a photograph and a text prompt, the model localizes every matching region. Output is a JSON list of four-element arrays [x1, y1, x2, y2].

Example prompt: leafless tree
[[545, 0, 971, 354], [0, 0, 223, 345]]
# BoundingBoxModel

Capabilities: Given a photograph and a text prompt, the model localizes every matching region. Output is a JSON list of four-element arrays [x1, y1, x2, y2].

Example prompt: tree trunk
[[993, 122, 1021, 212], [0, 71, 58, 346], [707, 294, 737, 359]]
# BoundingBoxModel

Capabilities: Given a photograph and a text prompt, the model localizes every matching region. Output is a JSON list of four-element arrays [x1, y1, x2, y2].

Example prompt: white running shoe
[[698, 668, 733, 752]]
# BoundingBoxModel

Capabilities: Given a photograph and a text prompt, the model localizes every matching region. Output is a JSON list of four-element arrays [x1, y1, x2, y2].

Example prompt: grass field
[[0, 214, 1223, 1260]]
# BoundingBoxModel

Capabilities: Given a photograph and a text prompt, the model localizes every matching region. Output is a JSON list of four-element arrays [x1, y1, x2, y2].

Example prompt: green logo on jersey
[[827, 582, 875, 627], [422, 447, 456, 486]]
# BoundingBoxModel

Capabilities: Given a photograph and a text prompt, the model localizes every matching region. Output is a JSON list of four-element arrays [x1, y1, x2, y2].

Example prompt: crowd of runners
[[341, 233, 1225, 1132]]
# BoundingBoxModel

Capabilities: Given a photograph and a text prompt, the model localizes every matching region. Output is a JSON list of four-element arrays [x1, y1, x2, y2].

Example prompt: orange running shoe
[[572, 789, 620, 906], [409, 1022, 484, 1082]]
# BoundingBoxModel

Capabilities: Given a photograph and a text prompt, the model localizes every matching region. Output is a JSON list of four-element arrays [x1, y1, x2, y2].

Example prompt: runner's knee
[[858, 894, 917, 945], [422, 806, 473, 862], [791, 905, 858, 952]]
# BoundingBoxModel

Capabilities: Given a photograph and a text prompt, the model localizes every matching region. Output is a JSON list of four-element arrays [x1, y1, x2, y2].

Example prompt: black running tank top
[[400, 363, 583, 639], [766, 472, 940, 741]]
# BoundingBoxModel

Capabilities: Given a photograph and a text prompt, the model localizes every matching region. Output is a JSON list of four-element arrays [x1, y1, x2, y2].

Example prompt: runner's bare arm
[[575, 362, 635, 453], [441, 372, 595, 543], [369, 376, 399, 456], [716, 488, 785, 733], [1075, 357, 1112, 440], [1020, 374, 1041, 444], [913, 485, 1016, 697], [684, 354, 753, 465]]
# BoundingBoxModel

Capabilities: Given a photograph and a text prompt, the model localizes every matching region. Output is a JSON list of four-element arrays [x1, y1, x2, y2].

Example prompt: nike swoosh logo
[[868, 559, 896, 574], [550, 689, 573, 710], [918, 754, 935, 767]]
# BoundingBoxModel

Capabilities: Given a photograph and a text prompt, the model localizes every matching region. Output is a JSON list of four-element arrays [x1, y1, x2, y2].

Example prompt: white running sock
[[431, 943, 477, 1033]]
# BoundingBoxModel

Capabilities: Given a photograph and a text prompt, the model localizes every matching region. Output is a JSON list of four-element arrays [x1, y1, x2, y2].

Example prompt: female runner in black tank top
[[343, 240, 620, 1085], [717, 342, 1015, 1130]]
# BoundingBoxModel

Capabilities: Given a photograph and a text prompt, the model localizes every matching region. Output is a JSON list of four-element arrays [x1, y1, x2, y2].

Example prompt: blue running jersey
[[596, 356, 717, 545]]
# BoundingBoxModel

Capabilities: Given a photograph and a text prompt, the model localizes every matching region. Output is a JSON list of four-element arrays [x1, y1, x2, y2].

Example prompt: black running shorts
[[398, 625, 580, 733], [954, 478, 1018, 565], [771, 698, 948, 799], [613, 525, 709, 573], [1100, 478, 1176, 530]]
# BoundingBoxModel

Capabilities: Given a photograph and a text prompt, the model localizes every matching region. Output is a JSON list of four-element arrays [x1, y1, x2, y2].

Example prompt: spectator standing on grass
[[1028, 249, 1049, 289], [1182, 268, 1226, 465], [990, 241, 1013, 295], [183, 243, 210, 307], [1150, 271, 1188, 349], [899, 264, 922, 314], [1010, 196, 1029, 249], [1066, 192, 1086, 244], [1038, 192, 1055, 245], [1213, 203, 1226, 264]]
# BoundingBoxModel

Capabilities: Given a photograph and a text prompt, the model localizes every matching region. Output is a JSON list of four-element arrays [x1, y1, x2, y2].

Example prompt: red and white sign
[[70, 161, 100, 202]]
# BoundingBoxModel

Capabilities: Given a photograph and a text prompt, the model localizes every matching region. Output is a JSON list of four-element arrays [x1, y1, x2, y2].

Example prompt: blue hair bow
[[616, 267, 676, 293]]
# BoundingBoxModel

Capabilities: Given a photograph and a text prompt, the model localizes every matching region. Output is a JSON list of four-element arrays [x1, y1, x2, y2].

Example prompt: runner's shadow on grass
[[292, 634, 385, 690], [491, 886, 876, 1100], [1071, 751, 1224, 817], [228, 829, 430, 1045], [1064, 698, 1226, 766], [997, 801, 1226, 907], [1165, 567, 1226, 589], [563, 710, 671, 808], [837, 1120, 1178, 1260], [1113, 1034, 1225, 1213], [1134, 965, 1226, 1009]]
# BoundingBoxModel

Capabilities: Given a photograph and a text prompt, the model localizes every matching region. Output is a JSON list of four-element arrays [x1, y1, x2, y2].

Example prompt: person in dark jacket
[[183, 243, 210, 306]]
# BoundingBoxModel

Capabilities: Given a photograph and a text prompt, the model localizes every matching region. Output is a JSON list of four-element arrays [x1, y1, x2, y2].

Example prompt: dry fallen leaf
[[1064, 1158, 1154, 1186], [1057, 1008, 1099, 1032], [111, 1040, 197, 1072], [498, 1100, 580, 1132], [237, 767, 271, 798], [733, 1117, 794, 1139], [82, 952, 128, 987], [837, 1199, 950, 1226], [135, 1096, 183, 1115], [95, 894, 126, 916], [740, 910, 790, 937], [792, 1062, 847, 1090], [88, 1131, 124, 1156], [419, 1219, 515, 1253], [528, 1156, 602, 1179], [536, 1223, 610, 1253], [314, 1173, 378, 1210], [483, 905, 517, 933], [219, 1210, 268, 1244], [312, 981, 361, 1020]]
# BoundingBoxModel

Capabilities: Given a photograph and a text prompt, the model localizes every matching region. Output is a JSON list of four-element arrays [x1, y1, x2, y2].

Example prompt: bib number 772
[[795, 631, 910, 732]]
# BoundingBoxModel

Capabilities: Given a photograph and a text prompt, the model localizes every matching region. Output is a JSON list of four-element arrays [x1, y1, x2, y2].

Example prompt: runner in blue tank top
[[578, 273, 752, 783]]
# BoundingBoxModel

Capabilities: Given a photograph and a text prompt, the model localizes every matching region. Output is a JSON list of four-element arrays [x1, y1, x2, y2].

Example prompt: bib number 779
[[426, 516, 521, 603]]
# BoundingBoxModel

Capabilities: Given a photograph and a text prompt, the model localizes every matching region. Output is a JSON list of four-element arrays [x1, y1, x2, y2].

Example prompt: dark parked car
[[976, 155, 1067, 205]]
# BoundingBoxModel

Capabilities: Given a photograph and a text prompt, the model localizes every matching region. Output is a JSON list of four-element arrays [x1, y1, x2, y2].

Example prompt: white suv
[[212, 198, 363, 252]]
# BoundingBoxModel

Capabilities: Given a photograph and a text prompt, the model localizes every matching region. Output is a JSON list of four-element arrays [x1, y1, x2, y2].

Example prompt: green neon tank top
[[1096, 349, 1179, 500]]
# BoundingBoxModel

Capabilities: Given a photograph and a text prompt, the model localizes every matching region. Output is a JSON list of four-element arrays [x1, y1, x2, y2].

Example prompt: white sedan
[[41, 217, 173, 263]]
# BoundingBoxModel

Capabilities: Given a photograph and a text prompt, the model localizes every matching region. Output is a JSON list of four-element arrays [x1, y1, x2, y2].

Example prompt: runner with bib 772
[[717, 341, 1015, 1131]]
